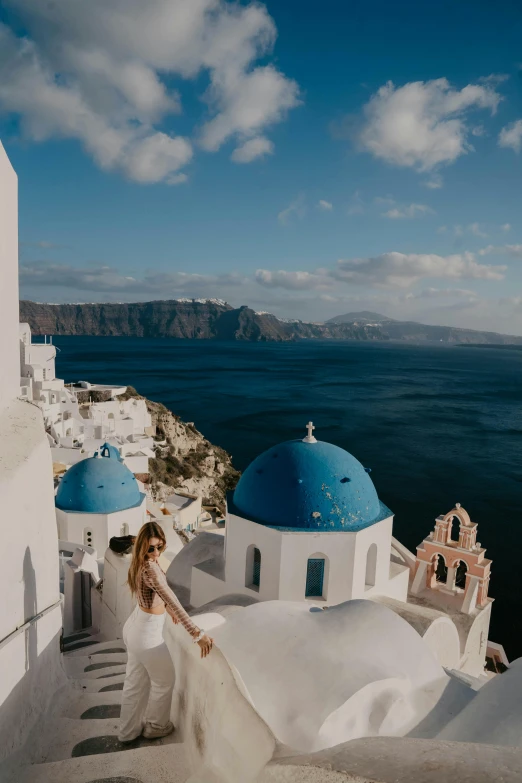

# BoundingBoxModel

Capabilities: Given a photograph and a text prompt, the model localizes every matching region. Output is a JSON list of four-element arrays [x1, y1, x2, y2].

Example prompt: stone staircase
[[13, 630, 192, 783]]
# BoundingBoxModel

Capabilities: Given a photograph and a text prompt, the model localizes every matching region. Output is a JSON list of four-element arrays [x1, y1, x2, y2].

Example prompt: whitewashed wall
[[56, 498, 146, 555], [0, 142, 65, 768], [191, 512, 409, 608], [0, 142, 20, 406]]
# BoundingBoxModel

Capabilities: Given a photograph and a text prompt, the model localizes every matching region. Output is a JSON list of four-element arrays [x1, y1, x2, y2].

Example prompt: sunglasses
[[147, 544, 165, 553]]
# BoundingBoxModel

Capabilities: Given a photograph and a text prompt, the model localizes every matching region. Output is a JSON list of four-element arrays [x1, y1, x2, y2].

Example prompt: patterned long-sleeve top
[[137, 559, 200, 638]]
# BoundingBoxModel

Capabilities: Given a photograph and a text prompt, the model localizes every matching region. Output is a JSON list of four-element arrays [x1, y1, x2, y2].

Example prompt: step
[[62, 631, 92, 646], [15, 742, 191, 783], [65, 640, 126, 658], [36, 717, 182, 763], [76, 673, 126, 692], [61, 690, 125, 719], [64, 653, 127, 678]]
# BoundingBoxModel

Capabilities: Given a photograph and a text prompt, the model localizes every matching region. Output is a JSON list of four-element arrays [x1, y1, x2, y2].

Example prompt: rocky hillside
[[19, 299, 522, 344], [20, 300, 385, 341], [119, 387, 240, 509]]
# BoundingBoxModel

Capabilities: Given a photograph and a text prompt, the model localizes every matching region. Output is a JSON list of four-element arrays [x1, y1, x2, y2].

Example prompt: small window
[[245, 545, 261, 591], [83, 528, 93, 547], [252, 548, 261, 587], [306, 558, 325, 598]]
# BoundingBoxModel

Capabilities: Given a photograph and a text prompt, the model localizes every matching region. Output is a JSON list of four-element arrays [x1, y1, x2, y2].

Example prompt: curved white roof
[[439, 657, 522, 747], [211, 598, 451, 752]]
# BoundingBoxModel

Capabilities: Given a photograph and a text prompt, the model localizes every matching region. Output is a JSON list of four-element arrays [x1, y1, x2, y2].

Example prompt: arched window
[[365, 543, 378, 588], [435, 554, 448, 583], [455, 560, 468, 589], [305, 556, 326, 598], [245, 545, 261, 591], [450, 515, 460, 543]]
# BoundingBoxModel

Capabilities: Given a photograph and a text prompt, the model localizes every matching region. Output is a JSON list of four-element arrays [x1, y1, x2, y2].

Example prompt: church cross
[[303, 421, 317, 443]]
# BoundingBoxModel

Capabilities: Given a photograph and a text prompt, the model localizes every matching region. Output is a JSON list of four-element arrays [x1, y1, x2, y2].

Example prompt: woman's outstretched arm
[[143, 560, 200, 637]]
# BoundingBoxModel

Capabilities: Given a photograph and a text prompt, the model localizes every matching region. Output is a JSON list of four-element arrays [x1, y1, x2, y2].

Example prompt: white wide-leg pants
[[118, 605, 175, 742]]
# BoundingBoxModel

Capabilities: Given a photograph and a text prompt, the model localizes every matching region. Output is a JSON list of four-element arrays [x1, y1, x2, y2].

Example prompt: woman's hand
[[197, 633, 214, 658]]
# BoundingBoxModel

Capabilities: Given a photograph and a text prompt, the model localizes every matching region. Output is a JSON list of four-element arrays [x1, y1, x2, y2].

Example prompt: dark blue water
[[55, 337, 522, 659]]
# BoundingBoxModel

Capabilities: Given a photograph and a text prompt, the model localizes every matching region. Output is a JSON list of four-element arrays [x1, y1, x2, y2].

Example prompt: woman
[[118, 521, 213, 743]]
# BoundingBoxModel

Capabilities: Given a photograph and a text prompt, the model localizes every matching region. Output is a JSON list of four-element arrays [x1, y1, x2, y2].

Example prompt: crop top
[[137, 558, 200, 638]]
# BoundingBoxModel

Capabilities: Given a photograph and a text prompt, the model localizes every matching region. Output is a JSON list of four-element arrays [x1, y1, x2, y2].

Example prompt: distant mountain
[[327, 311, 522, 345], [19, 299, 522, 345], [326, 311, 395, 324]]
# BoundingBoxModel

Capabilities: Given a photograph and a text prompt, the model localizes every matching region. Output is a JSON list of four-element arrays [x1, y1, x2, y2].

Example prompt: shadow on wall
[[0, 550, 64, 770], [24, 548, 37, 674]]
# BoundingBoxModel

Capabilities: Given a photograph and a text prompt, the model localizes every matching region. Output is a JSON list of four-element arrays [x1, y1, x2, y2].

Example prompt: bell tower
[[412, 504, 491, 614]]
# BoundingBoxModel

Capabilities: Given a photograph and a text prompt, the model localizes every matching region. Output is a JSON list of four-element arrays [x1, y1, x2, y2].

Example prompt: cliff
[[119, 387, 240, 509], [19, 299, 522, 344], [19, 300, 385, 342]]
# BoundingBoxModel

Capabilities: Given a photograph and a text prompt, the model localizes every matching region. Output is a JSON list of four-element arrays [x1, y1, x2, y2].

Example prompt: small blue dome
[[99, 442, 123, 461], [56, 455, 142, 514], [231, 438, 391, 531]]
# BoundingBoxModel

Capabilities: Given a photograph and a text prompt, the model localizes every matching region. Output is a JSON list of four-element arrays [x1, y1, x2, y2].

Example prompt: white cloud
[[501, 223, 511, 232], [318, 200, 333, 211], [478, 244, 522, 258], [19, 261, 246, 295], [255, 269, 332, 290], [255, 251, 505, 292], [333, 251, 505, 288], [382, 203, 434, 219], [425, 174, 443, 189], [468, 222, 488, 238], [403, 287, 478, 300], [358, 77, 502, 172], [278, 195, 306, 225], [231, 136, 274, 163], [499, 119, 522, 153], [0, 0, 299, 183], [441, 224, 488, 238]]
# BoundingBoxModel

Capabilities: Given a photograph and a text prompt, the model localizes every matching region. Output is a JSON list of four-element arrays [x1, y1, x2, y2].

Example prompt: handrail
[[0, 598, 62, 652]]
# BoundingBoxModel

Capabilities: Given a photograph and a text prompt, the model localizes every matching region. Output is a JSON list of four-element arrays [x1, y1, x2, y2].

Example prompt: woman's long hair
[[127, 521, 167, 595]]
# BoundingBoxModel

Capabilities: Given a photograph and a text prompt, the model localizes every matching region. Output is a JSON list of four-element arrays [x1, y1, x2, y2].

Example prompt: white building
[[181, 423, 494, 678], [55, 444, 147, 555], [19, 322, 155, 474], [191, 424, 409, 608]]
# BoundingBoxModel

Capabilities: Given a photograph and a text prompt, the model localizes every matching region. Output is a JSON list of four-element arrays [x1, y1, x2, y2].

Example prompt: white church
[[2, 140, 522, 783]]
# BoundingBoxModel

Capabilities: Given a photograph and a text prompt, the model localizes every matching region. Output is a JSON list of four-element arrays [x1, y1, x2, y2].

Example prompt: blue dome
[[231, 438, 391, 532], [56, 455, 143, 514], [99, 442, 123, 461]]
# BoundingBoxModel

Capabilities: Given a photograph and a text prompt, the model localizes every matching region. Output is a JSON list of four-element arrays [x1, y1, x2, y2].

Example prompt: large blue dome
[[231, 438, 391, 531], [56, 454, 143, 514]]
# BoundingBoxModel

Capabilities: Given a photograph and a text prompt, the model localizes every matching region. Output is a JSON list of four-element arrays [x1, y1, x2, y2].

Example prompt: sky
[[1, 0, 522, 333]]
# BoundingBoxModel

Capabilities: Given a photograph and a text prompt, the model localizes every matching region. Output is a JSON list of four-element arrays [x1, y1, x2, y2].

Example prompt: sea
[[54, 336, 522, 659]]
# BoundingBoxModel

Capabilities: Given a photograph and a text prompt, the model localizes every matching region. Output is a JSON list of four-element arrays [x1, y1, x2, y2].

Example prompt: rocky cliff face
[[120, 387, 240, 508], [20, 299, 521, 344], [20, 299, 233, 338], [19, 300, 385, 341]]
